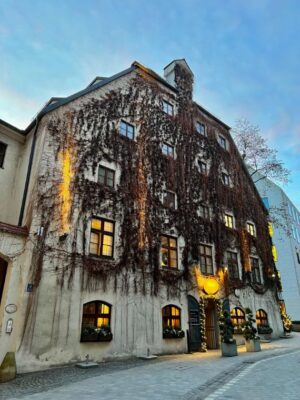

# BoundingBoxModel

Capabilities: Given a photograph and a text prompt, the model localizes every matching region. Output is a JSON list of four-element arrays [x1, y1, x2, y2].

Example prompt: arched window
[[162, 305, 181, 329], [81, 301, 112, 342], [230, 307, 245, 326], [256, 309, 268, 326]]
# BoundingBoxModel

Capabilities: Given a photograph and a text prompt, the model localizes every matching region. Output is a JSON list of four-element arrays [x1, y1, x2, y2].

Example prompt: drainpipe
[[18, 117, 40, 226]]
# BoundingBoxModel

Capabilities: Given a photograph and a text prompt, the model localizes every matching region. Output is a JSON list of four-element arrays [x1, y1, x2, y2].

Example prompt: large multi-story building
[[254, 176, 300, 320], [0, 59, 284, 376]]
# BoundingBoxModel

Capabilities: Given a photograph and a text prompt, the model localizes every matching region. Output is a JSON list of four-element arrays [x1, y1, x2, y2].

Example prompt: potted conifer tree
[[242, 308, 261, 352], [219, 310, 238, 357]]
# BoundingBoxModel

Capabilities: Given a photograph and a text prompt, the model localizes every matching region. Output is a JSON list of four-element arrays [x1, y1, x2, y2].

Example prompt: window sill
[[80, 333, 113, 343], [88, 254, 114, 261], [163, 331, 185, 339]]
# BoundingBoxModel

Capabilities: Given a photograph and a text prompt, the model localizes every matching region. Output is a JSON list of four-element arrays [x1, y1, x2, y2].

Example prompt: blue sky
[[1, 0, 299, 207]]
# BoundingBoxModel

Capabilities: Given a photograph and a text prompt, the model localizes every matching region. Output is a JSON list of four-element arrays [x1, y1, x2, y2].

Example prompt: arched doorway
[[0, 257, 8, 304], [205, 299, 219, 349], [188, 296, 202, 351]]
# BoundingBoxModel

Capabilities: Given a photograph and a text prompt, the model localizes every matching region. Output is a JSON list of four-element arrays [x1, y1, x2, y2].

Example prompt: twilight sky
[[1, 0, 299, 207]]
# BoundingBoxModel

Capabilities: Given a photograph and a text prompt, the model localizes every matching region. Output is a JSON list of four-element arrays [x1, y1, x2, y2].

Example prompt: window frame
[[218, 134, 227, 150], [89, 217, 115, 259], [162, 305, 181, 329], [199, 244, 214, 275], [199, 204, 210, 220], [119, 120, 135, 140], [227, 251, 240, 280], [163, 190, 176, 210], [0, 142, 7, 169], [231, 307, 246, 326], [246, 222, 256, 237], [250, 257, 261, 284], [196, 121, 207, 136], [98, 165, 115, 188], [160, 235, 178, 269], [199, 160, 208, 175], [81, 300, 112, 329], [221, 172, 230, 186], [162, 100, 174, 116], [224, 213, 234, 229], [256, 309, 268, 326], [162, 142, 175, 158]]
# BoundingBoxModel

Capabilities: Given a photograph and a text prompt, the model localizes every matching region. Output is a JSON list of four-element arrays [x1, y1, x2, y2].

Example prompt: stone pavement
[[1, 333, 300, 400]]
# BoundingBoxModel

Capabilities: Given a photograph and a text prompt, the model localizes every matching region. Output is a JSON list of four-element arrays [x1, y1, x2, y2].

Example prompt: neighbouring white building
[[254, 176, 300, 320], [0, 59, 284, 380]]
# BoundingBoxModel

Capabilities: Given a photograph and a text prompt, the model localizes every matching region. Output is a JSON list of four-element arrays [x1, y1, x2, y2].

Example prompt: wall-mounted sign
[[203, 278, 220, 295], [5, 304, 17, 314], [6, 318, 13, 334], [26, 283, 33, 292]]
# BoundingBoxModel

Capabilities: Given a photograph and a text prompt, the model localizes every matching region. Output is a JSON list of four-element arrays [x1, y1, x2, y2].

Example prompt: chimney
[[163, 59, 194, 98]]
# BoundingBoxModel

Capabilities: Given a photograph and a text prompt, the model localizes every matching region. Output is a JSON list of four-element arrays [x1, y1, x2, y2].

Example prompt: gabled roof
[[0, 118, 25, 135]]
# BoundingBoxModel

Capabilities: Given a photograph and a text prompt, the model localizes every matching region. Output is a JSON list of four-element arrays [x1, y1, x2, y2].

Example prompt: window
[[224, 213, 234, 229], [89, 218, 114, 258], [218, 135, 227, 150], [81, 301, 111, 329], [0, 142, 7, 168], [199, 161, 208, 175], [196, 122, 206, 136], [256, 309, 268, 326], [161, 235, 177, 269], [163, 100, 174, 116], [227, 251, 239, 280], [162, 305, 181, 328], [246, 222, 255, 236], [250, 257, 261, 284], [162, 143, 174, 158], [0, 258, 8, 304], [199, 244, 213, 275], [163, 190, 176, 209], [231, 307, 245, 326], [199, 204, 210, 219], [120, 120, 134, 139], [221, 173, 230, 186], [98, 165, 115, 188]]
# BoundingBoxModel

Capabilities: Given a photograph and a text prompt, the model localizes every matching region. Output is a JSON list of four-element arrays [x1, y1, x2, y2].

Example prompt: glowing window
[[247, 222, 255, 236], [224, 213, 234, 229], [81, 301, 111, 330], [231, 307, 245, 326], [256, 309, 268, 326], [162, 143, 174, 158], [163, 100, 174, 116], [161, 235, 178, 269], [89, 218, 114, 258], [98, 165, 115, 188], [120, 120, 134, 139], [162, 305, 181, 328], [199, 244, 213, 275], [196, 122, 206, 136]]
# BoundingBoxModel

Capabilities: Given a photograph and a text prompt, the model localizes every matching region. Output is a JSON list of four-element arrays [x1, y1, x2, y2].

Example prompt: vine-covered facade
[[0, 59, 284, 373]]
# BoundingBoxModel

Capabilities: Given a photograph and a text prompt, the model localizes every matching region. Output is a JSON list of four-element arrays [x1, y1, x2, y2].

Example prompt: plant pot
[[245, 338, 261, 352], [221, 342, 238, 357]]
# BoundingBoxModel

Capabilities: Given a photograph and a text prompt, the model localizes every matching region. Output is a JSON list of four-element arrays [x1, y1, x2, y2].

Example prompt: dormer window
[[163, 100, 174, 116], [120, 120, 134, 139], [222, 172, 230, 186], [247, 222, 256, 237], [162, 143, 174, 158], [196, 122, 206, 136], [218, 135, 227, 150], [224, 213, 234, 229]]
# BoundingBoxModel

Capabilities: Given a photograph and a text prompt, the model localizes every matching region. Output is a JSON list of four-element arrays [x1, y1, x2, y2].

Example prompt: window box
[[163, 327, 185, 339], [80, 326, 113, 342]]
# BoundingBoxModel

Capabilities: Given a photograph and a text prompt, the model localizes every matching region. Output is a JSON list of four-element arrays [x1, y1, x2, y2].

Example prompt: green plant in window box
[[257, 324, 273, 335], [81, 325, 113, 342], [233, 326, 244, 335], [163, 326, 185, 339]]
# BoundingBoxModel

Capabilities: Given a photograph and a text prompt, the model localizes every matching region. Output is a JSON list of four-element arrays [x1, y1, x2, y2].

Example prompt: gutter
[[18, 117, 40, 226]]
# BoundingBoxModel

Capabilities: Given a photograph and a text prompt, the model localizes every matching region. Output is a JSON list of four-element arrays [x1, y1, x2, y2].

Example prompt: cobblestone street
[[1, 333, 300, 400]]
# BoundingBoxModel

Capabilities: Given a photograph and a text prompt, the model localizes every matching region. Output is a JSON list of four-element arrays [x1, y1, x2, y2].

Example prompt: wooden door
[[188, 296, 202, 351], [205, 302, 219, 349]]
